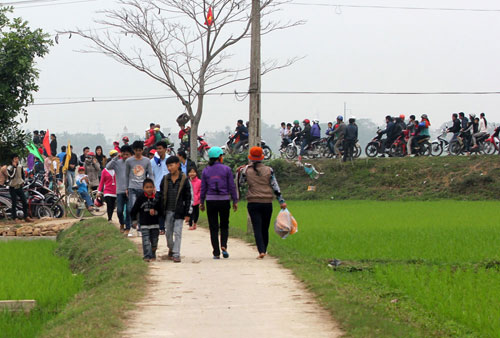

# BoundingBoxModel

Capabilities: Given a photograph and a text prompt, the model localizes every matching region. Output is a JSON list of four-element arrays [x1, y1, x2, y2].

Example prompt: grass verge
[[201, 200, 500, 337], [40, 218, 147, 338]]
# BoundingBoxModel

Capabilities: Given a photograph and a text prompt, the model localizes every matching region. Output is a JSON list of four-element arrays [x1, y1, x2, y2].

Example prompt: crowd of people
[[279, 117, 359, 161]]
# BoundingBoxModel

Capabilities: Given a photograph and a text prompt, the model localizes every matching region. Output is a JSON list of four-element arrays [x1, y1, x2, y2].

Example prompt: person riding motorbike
[[447, 113, 461, 143], [291, 120, 302, 141], [233, 119, 249, 152], [330, 116, 346, 157], [299, 119, 313, 159], [411, 114, 431, 153], [406, 115, 416, 155], [378, 115, 396, 157], [472, 115, 488, 149]]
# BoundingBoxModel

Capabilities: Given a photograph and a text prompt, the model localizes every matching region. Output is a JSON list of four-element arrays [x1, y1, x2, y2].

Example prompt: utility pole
[[247, 0, 261, 234], [248, 0, 261, 148]]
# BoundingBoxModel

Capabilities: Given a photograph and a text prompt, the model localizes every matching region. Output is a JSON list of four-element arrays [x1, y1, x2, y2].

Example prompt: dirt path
[[122, 226, 342, 338]]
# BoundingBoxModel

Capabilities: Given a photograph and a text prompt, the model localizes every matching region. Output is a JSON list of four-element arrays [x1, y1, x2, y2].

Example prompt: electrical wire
[[30, 90, 500, 106], [288, 2, 500, 13]]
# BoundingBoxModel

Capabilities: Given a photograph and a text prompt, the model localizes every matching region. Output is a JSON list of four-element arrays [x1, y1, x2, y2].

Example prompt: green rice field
[[0, 240, 83, 338], [221, 200, 500, 337]]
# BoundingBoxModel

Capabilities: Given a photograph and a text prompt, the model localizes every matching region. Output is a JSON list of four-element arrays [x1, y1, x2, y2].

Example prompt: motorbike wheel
[[365, 143, 379, 158], [36, 205, 54, 219], [449, 141, 463, 156], [430, 142, 444, 157], [390, 144, 404, 157], [483, 141, 496, 155], [285, 146, 297, 160], [419, 141, 432, 156], [354, 144, 362, 158], [263, 146, 272, 160]]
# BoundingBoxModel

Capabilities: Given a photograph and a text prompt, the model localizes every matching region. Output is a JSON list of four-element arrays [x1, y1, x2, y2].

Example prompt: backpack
[[176, 113, 190, 127]]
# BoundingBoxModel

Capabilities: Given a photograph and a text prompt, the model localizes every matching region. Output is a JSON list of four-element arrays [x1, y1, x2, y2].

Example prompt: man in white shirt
[[151, 141, 170, 191]]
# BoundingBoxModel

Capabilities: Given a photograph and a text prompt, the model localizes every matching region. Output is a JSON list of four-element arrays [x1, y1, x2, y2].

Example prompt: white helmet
[[313, 119, 319, 124], [350, 116, 356, 120]]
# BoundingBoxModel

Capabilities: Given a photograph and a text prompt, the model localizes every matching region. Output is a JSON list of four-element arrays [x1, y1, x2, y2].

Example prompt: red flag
[[43, 129, 52, 157], [205, 7, 214, 26]]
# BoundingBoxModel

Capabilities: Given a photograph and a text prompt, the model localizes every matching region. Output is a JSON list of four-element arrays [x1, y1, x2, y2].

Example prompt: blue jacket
[[311, 124, 321, 138]]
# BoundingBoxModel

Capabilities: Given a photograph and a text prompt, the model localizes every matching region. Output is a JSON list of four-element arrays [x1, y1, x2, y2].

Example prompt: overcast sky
[[13, 0, 500, 139]]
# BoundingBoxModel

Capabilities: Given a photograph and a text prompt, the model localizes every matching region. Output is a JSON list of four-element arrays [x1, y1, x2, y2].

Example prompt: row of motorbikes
[[364, 125, 500, 158], [0, 174, 65, 220], [280, 136, 362, 160]]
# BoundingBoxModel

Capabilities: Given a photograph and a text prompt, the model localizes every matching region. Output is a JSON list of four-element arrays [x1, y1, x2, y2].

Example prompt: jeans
[[247, 203, 273, 254], [235, 139, 248, 152], [165, 211, 183, 258], [79, 191, 94, 207], [9, 187, 28, 220], [66, 170, 75, 194], [206, 200, 230, 256], [334, 138, 344, 156], [104, 196, 116, 221], [141, 228, 159, 259], [128, 189, 143, 228], [300, 139, 309, 156], [116, 193, 131, 229], [189, 205, 199, 226]]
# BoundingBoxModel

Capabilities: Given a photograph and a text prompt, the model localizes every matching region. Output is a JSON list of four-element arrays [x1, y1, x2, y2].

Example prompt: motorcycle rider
[[291, 120, 302, 141], [406, 115, 416, 155], [472, 114, 488, 149], [299, 119, 312, 160], [344, 117, 358, 162], [411, 114, 431, 153], [447, 113, 461, 144], [378, 115, 396, 157], [330, 116, 346, 158], [311, 119, 321, 141], [233, 119, 249, 152]]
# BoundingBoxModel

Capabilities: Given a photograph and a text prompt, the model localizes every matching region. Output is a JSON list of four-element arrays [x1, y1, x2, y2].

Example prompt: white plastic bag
[[274, 208, 298, 239]]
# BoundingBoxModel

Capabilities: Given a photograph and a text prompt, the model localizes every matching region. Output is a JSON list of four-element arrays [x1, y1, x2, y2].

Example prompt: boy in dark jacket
[[130, 178, 163, 262], [160, 156, 192, 263]]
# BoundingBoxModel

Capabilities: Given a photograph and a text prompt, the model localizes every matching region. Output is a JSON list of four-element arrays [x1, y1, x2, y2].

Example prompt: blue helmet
[[208, 146, 224, 159], [337, 115, 344, 121]]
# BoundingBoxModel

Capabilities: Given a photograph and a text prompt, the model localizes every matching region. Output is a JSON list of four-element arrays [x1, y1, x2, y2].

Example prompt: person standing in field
[[200, 147, 238, 259], [126, 141, 154, 236], [107, 145, 133, 234], [49, 134, 57, 157], [237, 147, 286, 259], [159, 156, 192, 263], [98, 150, 118, 223], [177, 150, 197, 175], [188, 167, 201, 230], [344, 117, 358, 162]]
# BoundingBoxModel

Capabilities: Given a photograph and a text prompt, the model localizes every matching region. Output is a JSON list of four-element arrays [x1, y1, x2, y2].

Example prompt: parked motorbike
[[197, 135, 211, 161], [430, 128, 450, 157], [483, 126, 500, 155], [285, 137, 322, 159]]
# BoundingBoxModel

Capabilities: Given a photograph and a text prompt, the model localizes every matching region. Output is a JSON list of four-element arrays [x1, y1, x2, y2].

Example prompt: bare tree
[[67, 0, 302, 160]]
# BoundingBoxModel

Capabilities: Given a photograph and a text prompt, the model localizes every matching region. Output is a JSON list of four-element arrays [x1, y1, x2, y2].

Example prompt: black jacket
[[291, 126, 302, 140], [448, 119, 461, 133], [381, 121, 396, 139], [50, 140, 57, 157], [63, 153, 78, 172], [345, 123, 358, 141], [301, 124, 312, 141], [160, 172, 192, 219], [130, 193, 163, 229]]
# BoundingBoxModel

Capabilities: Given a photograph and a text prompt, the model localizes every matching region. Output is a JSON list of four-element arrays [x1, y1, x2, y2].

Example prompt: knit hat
[[248, 146, 264, 161]]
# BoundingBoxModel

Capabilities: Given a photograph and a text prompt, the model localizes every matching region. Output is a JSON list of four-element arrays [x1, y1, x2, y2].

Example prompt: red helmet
[[87, 152, 95, 156], [303, 119, 310, 124], [94, 195, 103, 207], [399, 114, 406, 120], [122, 136, 129, 142]]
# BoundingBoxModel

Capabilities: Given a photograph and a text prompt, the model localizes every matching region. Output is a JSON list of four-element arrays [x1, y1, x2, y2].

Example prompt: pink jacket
[[98, 168, 117, 197], [190, 177, 201, 206]]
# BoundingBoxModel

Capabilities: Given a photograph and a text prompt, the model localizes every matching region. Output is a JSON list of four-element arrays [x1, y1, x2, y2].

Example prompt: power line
[[289, 2, 500, 13], [31, 90, 500, 107]]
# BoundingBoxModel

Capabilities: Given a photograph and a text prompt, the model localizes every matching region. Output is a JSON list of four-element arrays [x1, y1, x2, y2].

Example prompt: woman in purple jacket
[[200, 147, 238, 259]]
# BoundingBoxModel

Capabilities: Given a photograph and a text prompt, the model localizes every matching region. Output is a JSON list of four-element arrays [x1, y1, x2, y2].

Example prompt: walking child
[[160, 156, 192, 263], [130, 179, 163, 262], [188, 167, 201, 230]]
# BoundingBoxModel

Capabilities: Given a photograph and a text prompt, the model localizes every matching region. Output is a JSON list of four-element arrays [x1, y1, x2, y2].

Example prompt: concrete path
[[122, 226, 342, 338]]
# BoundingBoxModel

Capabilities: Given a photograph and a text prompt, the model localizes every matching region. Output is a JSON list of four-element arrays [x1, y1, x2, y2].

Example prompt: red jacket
[[98, 168, 117, 197]]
